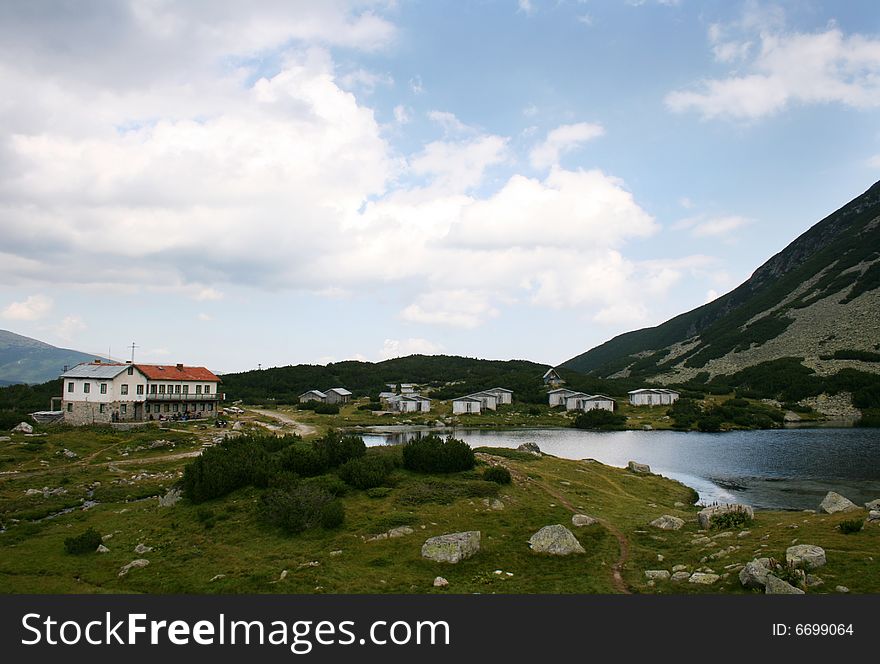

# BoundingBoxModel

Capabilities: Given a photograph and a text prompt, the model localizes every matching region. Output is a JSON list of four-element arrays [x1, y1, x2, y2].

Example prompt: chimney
[[176, 363, 184, 370]]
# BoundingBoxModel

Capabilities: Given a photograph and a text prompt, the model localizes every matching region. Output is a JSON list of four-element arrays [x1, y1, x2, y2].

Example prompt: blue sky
[[1, 0, 879, 373]]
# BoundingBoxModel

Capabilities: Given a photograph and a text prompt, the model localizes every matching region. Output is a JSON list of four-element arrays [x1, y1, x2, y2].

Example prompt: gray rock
[[819, 491, 859, 514], [783, 411, 802, 423], [867, 510, 880, 523], [689, 572, 720, 585], [672, 564, 688, 572], [835, 585, 850, 593], [642, 424, 653, 431], [571, 514, 598, 527], [528, 525, 585, 556], [674, 501, 686, 508], [158, 488, 182, 507], [134, 543, 153, 554], [516, 442, 542, 457], [650, 515, 685, 530], [627, 461, 651, 474], [865, 499, 880, 511], [671, 571, 691, 582], [644, 570, 670, 581], [765, 575, 804, 595], [60, 449, 78, 458], [739, 560, 771, 589], [421, 531, 481, 563], [118, 559, 150, 577], [232, 421, 243, 430], [698, 504, 754, 530], [0, 436, 11, 442], [433, 576, 449, 588], [12, 422, 33, 433], [96, 544, 110, 553], [388, 526, 414, 538], [329, 550, 342, 557], [786, 544, 826, 570], [806, 574, 824, 587], [483, 498, 505, 511]]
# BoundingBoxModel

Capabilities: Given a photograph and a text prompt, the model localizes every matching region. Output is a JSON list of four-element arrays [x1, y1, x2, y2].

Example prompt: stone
[[118, 559, 150, 577], [0, 436, 11, 442], [786, 544, 826, 570], [210, 574, 226, 582], [24, 488, 42, 496], [737, 530, 751, 538], [765, 575, 804, 595], [642, 425, 653, 431], [674, 502, 686, 508], [671, 571, 691, 582], [433, 576, 449, 588], [644, 570, 670, 581], [689, 572, 720, 585], [672, 564, 688, 572], [421, 531, 481, 564], [867, 510, 880, 524], [61, 449, 78, 458], [571, 514, 598, 527], [516, 442, 542, 457], [134, 543, 153, 554], [819, 491, 859, 514], [96, 544, 110, 553], [739, 560, 771, 589], [806, 574, 824, 587], [388, 526, 414, 538], [650, 515, 685, 531], [835, 585, 850, 593], [865, 499, 880, 511], [783, 411, 802, 423], [528, 525, 585, 556], [627, 461, 651, 474], [232, 421, 243, 430], [12, 422, 33, 434], [698, 504, 754, 530], [483, 498, 505, 511], [329, 550, 343, 557], [158, 488, 182, 507]]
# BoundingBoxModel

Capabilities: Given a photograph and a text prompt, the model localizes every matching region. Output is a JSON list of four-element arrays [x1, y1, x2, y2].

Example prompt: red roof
[[134, 364, 220, 382]]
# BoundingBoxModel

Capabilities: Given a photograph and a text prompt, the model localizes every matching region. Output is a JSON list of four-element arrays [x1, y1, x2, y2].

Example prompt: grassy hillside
[[0, 329, 103, 385]]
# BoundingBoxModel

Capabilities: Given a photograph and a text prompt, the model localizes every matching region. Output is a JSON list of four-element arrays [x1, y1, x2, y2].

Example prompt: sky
[[1, 0, 879, 373]]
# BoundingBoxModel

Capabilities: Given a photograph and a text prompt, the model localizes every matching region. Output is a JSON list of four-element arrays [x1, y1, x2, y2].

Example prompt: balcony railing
[[145, 392, 224, 401]]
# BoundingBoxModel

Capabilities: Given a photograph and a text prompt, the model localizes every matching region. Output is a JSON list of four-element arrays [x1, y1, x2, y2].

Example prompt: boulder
[[528, 525, 585, 556], [785, 544, 826, 570], [739, 560, 771, 589], [158, 488, 182, 507], [698, 504, 754, 530], [865, 499, 880, 511], [627, 461, 651, 474], [421, 531, 481, 564], [644, 570, 670, 581], [671, 571, 691, 582], [388, 526, 414, 538], [232, 421, 243, 431], [688, 572, 720, 585], [783, 411, 802, 423], [650, 515, 684, 531], [516, 442, 542, 457], [433, 576, 449, 588], [134, 543, 153, 554], [0, 435, 11, 442], [12, 422, 33, 434], [483, 498, 505, 511], [571, 514, 598, 527], [765, 575, 804, 595], [835, 585, 850, 593], [867, 510, 880, 524], [118, 559, 150, 577], [819, 491, 859, 514], [672, 564, 688, 573], [96, 544, 110, 554]]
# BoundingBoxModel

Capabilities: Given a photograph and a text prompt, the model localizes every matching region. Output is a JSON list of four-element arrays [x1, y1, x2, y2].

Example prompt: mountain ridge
[[0, 329, 104, 385]]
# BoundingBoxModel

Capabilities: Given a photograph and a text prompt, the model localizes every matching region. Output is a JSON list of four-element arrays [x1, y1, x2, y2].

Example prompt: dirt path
[[249, 409, 317, 437], [477, 452, 632, 594]]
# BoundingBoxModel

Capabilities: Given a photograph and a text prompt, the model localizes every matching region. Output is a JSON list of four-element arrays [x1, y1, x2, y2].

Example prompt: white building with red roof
[[60, 360, 222, 425]]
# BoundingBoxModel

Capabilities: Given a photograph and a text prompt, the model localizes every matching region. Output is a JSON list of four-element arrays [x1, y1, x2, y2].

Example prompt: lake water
[[360, 427, 880, 511]]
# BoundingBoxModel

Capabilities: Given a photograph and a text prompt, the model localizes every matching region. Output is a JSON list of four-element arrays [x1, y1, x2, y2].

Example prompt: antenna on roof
[[129, 342, 139, 363], [257, 363, 262, 371]]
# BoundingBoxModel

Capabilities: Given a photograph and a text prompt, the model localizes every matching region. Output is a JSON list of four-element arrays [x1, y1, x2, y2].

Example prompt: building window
[[66, 403, 72, 412], [183, 385, 189, 395], [207, 403, 213, 411], [137, 385, 144, 395], [149, 384, 157, 394], [173, 403, 179, 412], [121, 384, 129, 395], [175, 384, 181, 394], [83, 383, 90, 394], [67, 382, 74, 393], [196, 385, 202, 394], [121, 404, 127, 414], [145, 404, 151, 414], [204, 385, 211, 394], [200, 403, 205, 411], [99, 404, 105, 413], [100, 383, 107, 394], [127, 366, 133, 375], [164, 404, 170, 412], [159, 385, 166, 394]]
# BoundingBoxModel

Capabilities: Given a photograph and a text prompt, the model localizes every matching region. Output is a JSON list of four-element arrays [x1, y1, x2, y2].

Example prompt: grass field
[[1, 417, 876, 594]]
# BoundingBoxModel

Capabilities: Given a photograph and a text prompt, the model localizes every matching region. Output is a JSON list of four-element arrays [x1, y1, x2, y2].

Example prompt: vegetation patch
[[63, 527, 102, 555], [401, 434, 475, 474], [572, 409, 627, 431]]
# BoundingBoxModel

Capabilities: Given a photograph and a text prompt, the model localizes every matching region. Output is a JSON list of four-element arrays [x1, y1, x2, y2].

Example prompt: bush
[[314, 431, 366, 468], [64, 527, 103, 555], [302, 474, 349, 497], [366, 487, 392, 499], [483, 466, 512, 484], [402, 434, 475, 473], [396, 479, 498, 505], [181, 435, 280, 503], [313, 402, 340, 415], [337, 455, 395, 490], [278, 443, 326, 477], [319, 500, 345, 529], [838, 518, 864, 534], [258, 483, 337, 535], [572, 409, 626, 431], [710, 509, 752, 530], [697, 416, 724, 432]]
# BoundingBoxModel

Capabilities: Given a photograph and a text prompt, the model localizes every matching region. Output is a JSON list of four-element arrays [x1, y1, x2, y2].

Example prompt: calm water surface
[[361, 427, 880, 510]]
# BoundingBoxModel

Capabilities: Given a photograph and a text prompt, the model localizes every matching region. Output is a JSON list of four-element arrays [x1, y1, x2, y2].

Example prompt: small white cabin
[[543, 368, 565, 387], [324, 387, 352, 404], [567, 394, 615, 412], [452, 396, 482, 415], [468, 391, 498, 411], [388, 394, 431, 413], [484, 387, 513, 405], [299, 390, 327, 403], [628, 388, 679, 406], [548, 388, 578, 407]]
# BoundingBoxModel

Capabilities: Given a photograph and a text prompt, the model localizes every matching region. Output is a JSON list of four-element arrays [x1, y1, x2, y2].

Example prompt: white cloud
[[195, 288, 224, 301], [1, 294, 53, 320], [673, 214, 753, 238], [379, 338, 444, 360], [198, 313, 213, 322], [54, 315, 86, 342], [705, 289, 719, 303], [529, 122, 604, 169], [400, 290, 500, 328], [667, 24, 880, 120], [410, 134, 509, 192], [338, 68, 393, 93], [393, 104, 412, 124], [409, 75, 424, 94], [427, 110, 472, 136], [517, 1, 535, 15]]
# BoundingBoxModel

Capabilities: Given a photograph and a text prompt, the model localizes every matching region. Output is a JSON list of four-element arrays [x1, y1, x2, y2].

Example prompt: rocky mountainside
[[562, 181, 880, 393], [0, 329, 102, 385]]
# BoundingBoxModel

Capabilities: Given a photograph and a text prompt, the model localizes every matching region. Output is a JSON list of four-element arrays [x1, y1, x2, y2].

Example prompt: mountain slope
[[0, 329, 103, 384], [562, 181, 880, 385]]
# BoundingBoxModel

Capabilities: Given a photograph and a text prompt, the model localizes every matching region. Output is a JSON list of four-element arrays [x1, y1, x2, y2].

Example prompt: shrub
[[402, 434, 475, 473], [181, 434, 279, 503], [319, 500, 345, 529], [838, 518, 864, 534], [396, 479, 498, 505], [278, 443, 326, 477], [697, 416, 723, 432], [314, 431, 366, 468], [572, 409, 627, 431], [64, 527, 103, 555], [302, 474, 349, 497], [258, 483, 337, 535], [313, 403, 340, 415], [710, 509, 752, 530], [337, 455, 394, 490], [472, 447, 541, 462], [366, 487, 392, 499], [483, 466, 512, 484]]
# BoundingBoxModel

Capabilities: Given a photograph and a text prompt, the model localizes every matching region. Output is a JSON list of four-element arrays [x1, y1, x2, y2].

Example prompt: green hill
[[0, 329, 103, 385]]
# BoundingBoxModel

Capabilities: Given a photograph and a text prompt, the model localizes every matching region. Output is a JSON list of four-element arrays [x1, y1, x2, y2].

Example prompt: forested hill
[[561, 180, 880, 385]]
